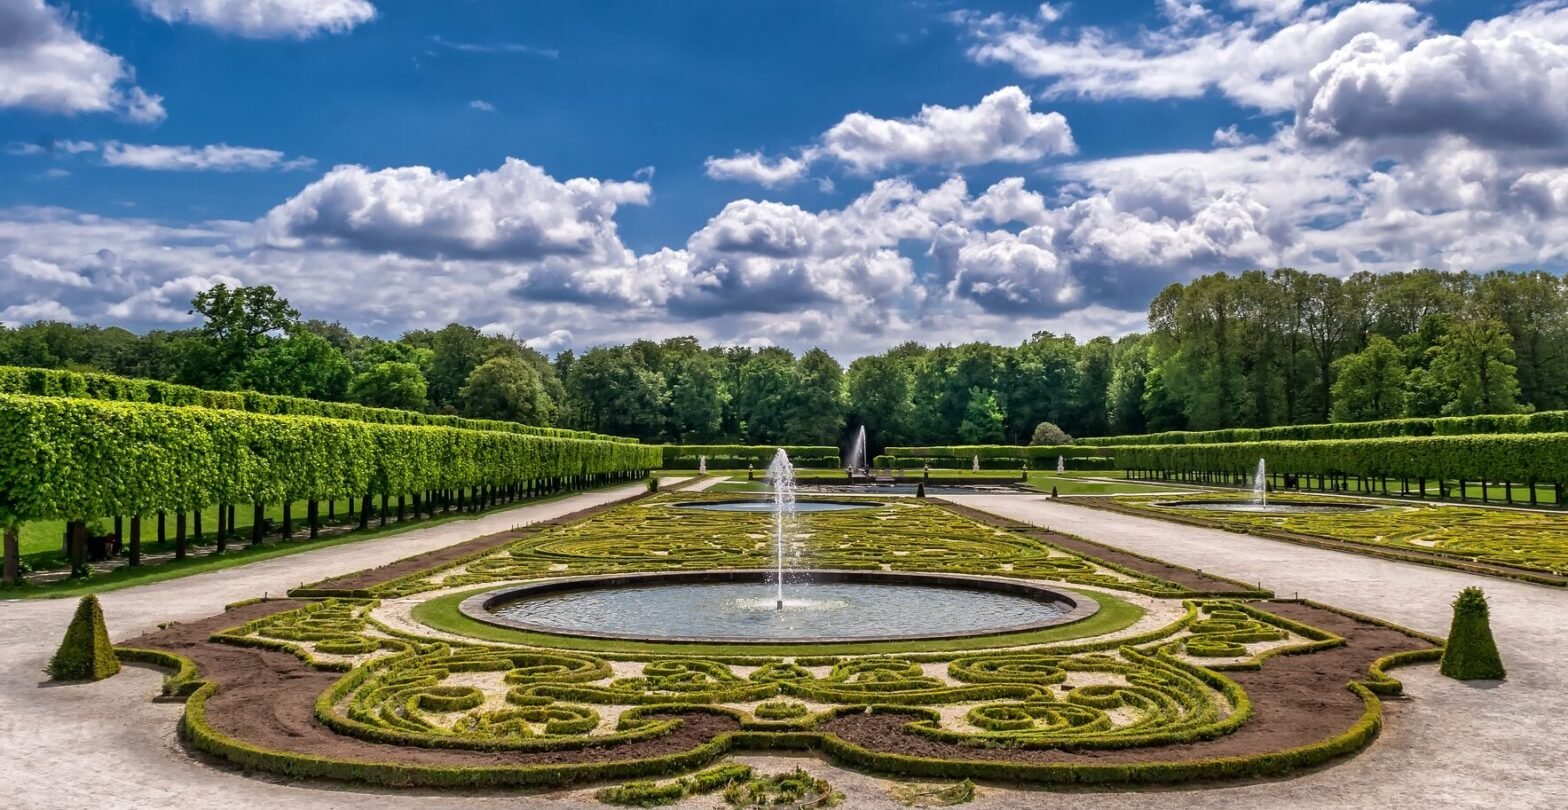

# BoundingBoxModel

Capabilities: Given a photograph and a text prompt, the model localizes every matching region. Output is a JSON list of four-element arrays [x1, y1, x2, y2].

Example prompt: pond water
[[490, 581, 1070, 641]]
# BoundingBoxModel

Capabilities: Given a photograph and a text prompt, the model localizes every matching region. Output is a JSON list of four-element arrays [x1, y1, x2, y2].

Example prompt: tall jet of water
[[765, 448, 798, 609], [846, 426, 868, 473], [1057, 455, 1065, 475], [972, 455, 980, 473], [1253, 458, 1267, 507], [698, 455, 707, 475]]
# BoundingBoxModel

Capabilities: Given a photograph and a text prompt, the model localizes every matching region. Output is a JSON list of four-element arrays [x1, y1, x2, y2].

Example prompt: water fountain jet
[[1057, 455, 1065, 475], [846, 426, 868, 476], [765, 448, 797, 609], [1253, 458, 1268, 507]]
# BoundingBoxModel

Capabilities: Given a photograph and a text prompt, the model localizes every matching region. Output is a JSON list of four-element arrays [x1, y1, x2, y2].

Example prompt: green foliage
[[240, 329, 353, 401], [1331, 335, 1407, 422], [784, 348, 846, 444], [1429, 317, 1524, 416], [957, 388, 1004, 444], [1439, 587, 1506, 681], [0, 393, 659, 525], [459, 356, 555, 425], [47, 595, 119, 681], [597, 764, 755, 806], [1030, 422, 1073, 446], [189, 283, 300, 386], [1080, 408, 1568, 447], [723, 768, 841, 809], [0, 365, 630, 442], [348, 361, 428, 410], [661, 446, 839, 469], [1107, 433, 1568, 491]]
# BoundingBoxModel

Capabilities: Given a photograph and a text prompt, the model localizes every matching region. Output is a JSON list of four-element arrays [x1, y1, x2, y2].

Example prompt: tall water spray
[[1253, 458, 1268, 507], [765, 448, 798, 609], [698, 455, 707, 475], [1057, 455, 1065, 475], [846, 426, 868, 474], [972, 455, 980, 473]]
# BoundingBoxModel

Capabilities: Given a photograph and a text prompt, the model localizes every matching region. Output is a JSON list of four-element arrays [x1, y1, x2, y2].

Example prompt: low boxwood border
[[138, 647, 1427, 789]]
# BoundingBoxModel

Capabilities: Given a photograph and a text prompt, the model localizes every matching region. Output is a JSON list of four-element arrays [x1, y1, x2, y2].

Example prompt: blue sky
[[1, 0, 1562, 357]]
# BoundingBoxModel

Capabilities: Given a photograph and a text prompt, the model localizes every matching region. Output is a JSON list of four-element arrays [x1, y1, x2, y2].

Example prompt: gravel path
[[5, 484, 1561, 809]]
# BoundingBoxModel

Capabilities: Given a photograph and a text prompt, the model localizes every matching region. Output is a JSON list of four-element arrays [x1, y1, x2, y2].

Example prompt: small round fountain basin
[[462, 570, 1096, 643], [1157, 500, 1378, 514], [671, 499, 879, 513]]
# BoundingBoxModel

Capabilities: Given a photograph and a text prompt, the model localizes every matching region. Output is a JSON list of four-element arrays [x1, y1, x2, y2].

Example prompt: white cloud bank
[[704, 86, 1074, 185], [0, 0, 164, 120], [134, 0, 376, 39]]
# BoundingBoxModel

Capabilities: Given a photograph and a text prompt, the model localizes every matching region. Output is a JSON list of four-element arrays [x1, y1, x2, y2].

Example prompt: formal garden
[[2, 352, 1548, 806], [100, 491, 1445, 800]]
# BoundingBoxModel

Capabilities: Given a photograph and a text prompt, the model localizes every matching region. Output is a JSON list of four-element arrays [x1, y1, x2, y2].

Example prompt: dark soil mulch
[[122, 601, 740, 768], [823, 600, 1428, 764]]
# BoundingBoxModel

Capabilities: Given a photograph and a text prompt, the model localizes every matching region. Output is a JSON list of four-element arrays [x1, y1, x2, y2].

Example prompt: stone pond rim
[[668, 498, 884, 512], [458, 569, 1100, 644]]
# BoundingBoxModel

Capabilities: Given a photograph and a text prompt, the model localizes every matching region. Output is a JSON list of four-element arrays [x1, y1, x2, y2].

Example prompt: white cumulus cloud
[[260, 158, 651, 261], [134, 0, 376, 39], [102, 142, 314, 172], [0, 0, 164, 120]]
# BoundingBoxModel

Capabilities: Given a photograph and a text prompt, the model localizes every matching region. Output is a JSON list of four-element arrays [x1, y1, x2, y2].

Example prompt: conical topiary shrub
[[46, 594, 120, 682], [1439, 587, 1505, 681]]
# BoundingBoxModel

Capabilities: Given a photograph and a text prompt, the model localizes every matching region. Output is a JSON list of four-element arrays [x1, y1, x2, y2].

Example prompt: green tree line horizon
[[3, 268, 1562, 450]]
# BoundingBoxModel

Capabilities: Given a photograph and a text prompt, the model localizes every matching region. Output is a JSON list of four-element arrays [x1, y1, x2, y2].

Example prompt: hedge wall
[[1108, 433, 1568, 486], [660, 445, 840, 469], [0, 393, 661, 527], [0, 365, 635, 444], [883, 446, 1108, 463], [1076, 410, 1568, 447]]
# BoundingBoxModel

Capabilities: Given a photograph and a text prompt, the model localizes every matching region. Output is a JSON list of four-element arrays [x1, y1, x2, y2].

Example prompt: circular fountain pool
[[671, 499, 879, 513], [1157, 499, 1378, 514], [462, 570, 1096, 643]]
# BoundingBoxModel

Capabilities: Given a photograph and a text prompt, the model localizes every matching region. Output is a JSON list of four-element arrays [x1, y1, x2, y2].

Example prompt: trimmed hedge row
[[0, 365, 634, 444], [0, 393, 661, 526], [1078, 409, 1568, 447], [659, 446, 840, 469], [883, 446, 1107, 462], [1107, 433, 1568, 487], [873, 455, 1116, 471]]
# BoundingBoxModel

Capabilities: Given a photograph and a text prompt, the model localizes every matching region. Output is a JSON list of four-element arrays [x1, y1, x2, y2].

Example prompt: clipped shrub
[[47, 595, 120, 681], [724, 768, 841, 809], [1439, 587, 1506, 681], [1031, 422, 1073, 446], [597, 764, 754, 807], [648, 477, 660, 492], [916, 482, 926, 499]]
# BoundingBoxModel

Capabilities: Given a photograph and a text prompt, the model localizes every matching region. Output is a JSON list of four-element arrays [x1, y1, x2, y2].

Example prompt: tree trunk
[[380, 494, 389, 527], [359, 495, 371, 530], [308, 500, 320, 539], [68, 520, 88, 578], [3, 526, 19, 586], [194, 509, 203, 542], [157, 511, 166, 544], [282, 502, 293, 539], [175, 511, 187, 561], [129, 515, 142, 567], [251, 503, 265, 546], [216, 504, 228, 554]]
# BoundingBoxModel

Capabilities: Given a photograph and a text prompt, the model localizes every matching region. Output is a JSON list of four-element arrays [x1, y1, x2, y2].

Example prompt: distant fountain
[[698, 455, 707, 475], [1057, 455, 1065, 475], [845, 426, 868, 475], [972, 455, 980, 473], [765, 448, 798, 609], [1253, 458, 1268, 507]]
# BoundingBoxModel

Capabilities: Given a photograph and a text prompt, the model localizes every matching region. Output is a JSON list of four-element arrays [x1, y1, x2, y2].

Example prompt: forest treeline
[[2, 268, 1563, 448]]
